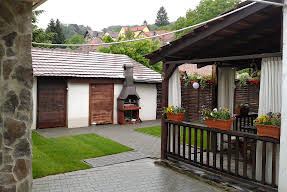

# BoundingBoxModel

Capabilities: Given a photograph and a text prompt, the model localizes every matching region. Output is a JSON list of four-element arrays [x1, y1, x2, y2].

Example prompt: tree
[[32, 10, 56, 48], [55, 19, 66, 44], [98, 39, 162, 73], [101, 34, 114, 43], [173, 0, 240, 38], [32, 10, 44, 30], [124, 29, 134, 40], [155, 6, 169, 27], [66, 34, 86, 50], [46, 18, 66, 44]]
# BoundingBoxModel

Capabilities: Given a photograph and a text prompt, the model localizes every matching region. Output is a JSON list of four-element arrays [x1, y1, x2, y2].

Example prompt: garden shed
[[146, 0, 284, 191], [31, 48, 162, 129]]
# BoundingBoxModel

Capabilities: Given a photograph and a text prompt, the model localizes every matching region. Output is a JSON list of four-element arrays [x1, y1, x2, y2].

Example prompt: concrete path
[[33, 159, 221, 192]]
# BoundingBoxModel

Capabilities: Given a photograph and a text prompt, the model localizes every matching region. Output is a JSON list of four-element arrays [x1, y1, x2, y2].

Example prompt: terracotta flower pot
[[256, 124, 280, 139], [205, 118, 233, 131], [166, 113, 184, 122]]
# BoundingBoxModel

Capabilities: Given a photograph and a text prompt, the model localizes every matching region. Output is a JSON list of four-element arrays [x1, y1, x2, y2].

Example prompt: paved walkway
[[34, 121, 223, 192], [33, 159, 221, 192], [37, 120, 161, 158]]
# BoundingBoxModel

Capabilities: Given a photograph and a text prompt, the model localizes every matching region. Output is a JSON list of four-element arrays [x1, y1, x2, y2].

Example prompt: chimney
[[117, 64, 140, 108]]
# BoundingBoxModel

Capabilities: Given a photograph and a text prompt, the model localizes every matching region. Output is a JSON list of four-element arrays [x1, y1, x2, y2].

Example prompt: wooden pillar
[[161, 62, 169, 159]]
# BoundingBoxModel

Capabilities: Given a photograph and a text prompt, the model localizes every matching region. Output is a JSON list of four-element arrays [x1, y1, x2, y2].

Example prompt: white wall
[[67, 82, 90, 128], [136, 83, 157, 121], [113, 84, 123, 124], [31, 77, 37, 130]]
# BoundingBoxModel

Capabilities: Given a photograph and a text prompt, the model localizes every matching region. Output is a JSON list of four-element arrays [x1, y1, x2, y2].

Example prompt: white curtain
[[258, 57, 282, 115], [168, 67, 181, 154], [256, 57, 282, 184], [217, 67, 236, 114], [168, 68, 181, 107]]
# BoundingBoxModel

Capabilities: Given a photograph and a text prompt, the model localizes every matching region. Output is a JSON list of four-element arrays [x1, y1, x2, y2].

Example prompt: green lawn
[[32, 131, 132, 178], [136, 126, 209, 149]]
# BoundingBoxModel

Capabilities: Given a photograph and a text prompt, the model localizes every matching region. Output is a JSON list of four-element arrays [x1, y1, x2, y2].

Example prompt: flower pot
[[256, 124, 280, 139], [234, 108, 249, 115], [234, 108, 240, 115], [166, 113, 184, 122], [205, 118, 233, 131]]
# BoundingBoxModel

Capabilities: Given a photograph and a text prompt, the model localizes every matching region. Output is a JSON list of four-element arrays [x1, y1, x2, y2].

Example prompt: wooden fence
[[181, 82, 260, 122]]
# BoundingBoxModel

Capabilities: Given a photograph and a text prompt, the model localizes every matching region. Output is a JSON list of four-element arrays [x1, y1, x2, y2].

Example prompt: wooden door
[[90, 84, 114, 125], [37, 79, 67, 128]]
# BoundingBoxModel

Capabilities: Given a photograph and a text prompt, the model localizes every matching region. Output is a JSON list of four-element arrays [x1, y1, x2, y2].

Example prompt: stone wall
[[0, 1, 33, 192]]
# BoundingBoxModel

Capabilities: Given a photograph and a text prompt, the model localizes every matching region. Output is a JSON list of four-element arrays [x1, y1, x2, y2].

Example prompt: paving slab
[[33, 158, 222, 192], [83, 151, 148, 167]]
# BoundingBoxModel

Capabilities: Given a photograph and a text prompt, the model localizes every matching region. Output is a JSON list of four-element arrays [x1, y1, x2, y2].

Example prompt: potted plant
[[163, 105, 185, 122], [201, 108, 234, 130], [235, 104, 249, 115], [254, 112, 280, 139]]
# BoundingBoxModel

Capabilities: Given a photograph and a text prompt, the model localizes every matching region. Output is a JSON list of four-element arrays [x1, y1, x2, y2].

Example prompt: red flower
[[191, 81, 194, 85], [206, 80, 212, 83], [253, 79, 260, 84]]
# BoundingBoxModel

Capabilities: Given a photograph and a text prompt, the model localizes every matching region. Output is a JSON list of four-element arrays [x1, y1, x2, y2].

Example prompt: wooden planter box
[[205, 118, 233, 131], [234, 108, 249, 115], [256, 124, 280, 139], [167, 113, 184, 122]]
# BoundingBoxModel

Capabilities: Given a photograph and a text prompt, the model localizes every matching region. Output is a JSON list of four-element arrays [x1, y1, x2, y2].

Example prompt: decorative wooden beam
[[165, 52, 282, 65], [161, 62, 169, 160], [148, 2, 270, 65]]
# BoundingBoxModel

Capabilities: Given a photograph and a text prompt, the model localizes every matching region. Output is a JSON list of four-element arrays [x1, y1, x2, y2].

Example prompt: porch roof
[[146, 0, 282, 67]]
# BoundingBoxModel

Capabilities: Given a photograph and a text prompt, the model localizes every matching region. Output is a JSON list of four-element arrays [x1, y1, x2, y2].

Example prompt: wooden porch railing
[[234, 114, 258, 132], [164, 119, 280, 191]]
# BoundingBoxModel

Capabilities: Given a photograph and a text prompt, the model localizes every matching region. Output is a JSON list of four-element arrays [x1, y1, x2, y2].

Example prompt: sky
[[36, 0, 201, 31]]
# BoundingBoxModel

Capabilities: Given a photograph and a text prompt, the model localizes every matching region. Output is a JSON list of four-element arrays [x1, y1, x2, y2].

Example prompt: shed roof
[[146, 1, 282, 67], [32, 48, 162, 83]]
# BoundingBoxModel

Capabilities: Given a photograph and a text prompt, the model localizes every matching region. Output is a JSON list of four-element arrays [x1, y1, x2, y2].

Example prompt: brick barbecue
[[117, 64, 141, 124]]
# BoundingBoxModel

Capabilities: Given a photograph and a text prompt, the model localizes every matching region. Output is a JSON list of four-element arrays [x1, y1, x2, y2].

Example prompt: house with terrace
[[146, 0, 285, 191], [31, 48, 162, 129]]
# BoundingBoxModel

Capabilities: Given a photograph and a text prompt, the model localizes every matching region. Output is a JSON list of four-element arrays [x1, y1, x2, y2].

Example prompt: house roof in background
[[105, 31, 119, 38], [179, 64, 212, 75], [145, 30, 174, 41], [32, 48, 162, 83], [129, 26, 147, 32]]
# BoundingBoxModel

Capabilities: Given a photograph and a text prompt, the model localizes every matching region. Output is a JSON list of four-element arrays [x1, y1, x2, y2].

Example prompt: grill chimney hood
[[118, 64, 140, 100]]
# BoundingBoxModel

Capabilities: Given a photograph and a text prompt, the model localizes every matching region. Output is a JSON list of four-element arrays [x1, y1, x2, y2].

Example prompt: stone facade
[[0, 1, 33, 192]]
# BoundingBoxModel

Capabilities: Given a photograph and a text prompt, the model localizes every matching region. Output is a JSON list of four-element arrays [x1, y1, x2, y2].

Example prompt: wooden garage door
[[90, 84, 114, 125], [37, 79, 67, 128]]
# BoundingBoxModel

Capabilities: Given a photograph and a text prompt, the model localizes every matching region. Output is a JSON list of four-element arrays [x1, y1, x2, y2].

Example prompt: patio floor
[[33, 120, 224, 192], [33, 158, 222, 192]]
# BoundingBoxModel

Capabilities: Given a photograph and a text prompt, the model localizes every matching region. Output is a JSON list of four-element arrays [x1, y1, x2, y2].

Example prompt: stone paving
[[37, 120, 162, 158], [33, 159, 221, 192], [34, 121, 223, 192], [83, 151, 148, 168]]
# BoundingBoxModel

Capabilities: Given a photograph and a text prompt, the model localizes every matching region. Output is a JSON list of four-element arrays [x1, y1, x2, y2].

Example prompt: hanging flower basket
[[167, 113, 184, 122], [234, 108, 249, 115], [256, 124, 280, 139], [205, 118, 233, 131]]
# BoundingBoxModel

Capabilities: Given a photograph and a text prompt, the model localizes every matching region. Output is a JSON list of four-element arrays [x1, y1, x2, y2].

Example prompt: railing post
[[161, 62, 169, 160]]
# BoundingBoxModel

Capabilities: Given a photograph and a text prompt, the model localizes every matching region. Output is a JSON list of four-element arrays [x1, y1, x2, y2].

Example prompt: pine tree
[[46, 19, 56, 34], [55, 19, 66, 44], [155, 6, 169, 27], [45, 18, 66, 44]]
